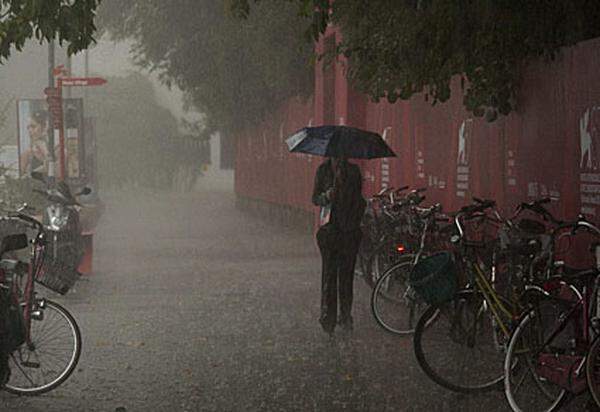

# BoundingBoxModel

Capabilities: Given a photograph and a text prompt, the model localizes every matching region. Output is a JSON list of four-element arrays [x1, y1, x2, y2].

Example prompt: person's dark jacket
[[312, 159, 366, 233]]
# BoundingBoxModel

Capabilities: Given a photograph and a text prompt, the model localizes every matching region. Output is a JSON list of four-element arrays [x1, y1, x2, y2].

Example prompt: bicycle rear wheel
[[504, 282, 589, 412], [504, 304, 568, 412], [364, 238, 410, 288], [4, 299, 82, 395], [371, 256, 427, 335], [413, 289, 509, 393]]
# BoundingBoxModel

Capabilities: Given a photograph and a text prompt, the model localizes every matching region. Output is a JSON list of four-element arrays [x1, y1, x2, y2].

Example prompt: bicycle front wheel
[[371, 256, 427, 335], [413, 289, 508, 393], [5, 299, 82, 395], [587, 335, 600, 408]]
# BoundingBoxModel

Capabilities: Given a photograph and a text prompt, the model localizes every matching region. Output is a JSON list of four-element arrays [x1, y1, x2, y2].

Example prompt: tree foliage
[[98, 0, 313, 134], [232, 0, 600, 120], [85, 73, 180, 189], [0, 0, 101, 61]]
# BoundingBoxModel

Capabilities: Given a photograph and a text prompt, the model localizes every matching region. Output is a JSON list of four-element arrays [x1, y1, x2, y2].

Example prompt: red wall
[[235, 36, 600, 229]]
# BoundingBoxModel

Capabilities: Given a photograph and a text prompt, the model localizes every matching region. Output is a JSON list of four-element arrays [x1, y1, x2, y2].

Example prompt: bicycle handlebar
[[453, 198, 497, 240], [460, 198, 496, 216], [2, 212, 44, 231], [414, 203, 442, 219], [553, 215, 600, 238], [373, 187, 394, 198], [513, 197, 562, 225]]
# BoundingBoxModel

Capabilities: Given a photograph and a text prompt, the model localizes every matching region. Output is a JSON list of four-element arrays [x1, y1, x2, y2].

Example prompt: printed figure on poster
[[456, 119, 473, 197], [380, 126, 392, 190], [17, 98, 85, 179], [17, 99, 56, 176], [579, 106, 600, 215]]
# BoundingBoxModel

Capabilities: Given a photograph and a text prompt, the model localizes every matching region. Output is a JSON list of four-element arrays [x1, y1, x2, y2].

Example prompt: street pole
[[84, 49, 89, 77], [66, 53, 72, 99], [47, 39, 56, 185], [84, 48, 89, 100]]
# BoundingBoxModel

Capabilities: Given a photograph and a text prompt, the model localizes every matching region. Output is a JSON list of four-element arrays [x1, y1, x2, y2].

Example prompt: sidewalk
[[0, 190, 585, 411]]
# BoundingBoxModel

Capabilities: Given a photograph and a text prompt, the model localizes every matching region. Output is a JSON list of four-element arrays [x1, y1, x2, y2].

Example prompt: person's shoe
[[338, 317, 353, 332], [319, 318, 335, 335]]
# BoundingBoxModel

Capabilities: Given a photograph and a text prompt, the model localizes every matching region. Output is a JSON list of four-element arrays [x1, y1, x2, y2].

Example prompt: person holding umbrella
[[286, 125, 396, 335], [312, 155, 365, 333]]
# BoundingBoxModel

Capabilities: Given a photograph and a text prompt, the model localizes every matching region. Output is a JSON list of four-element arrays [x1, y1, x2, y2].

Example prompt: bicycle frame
[[1, 214, 47, 350], [470, 260, 514, 337], [453, 208, 523, 340], [536, 275, 598, 354], [21, 240, 45, 348]]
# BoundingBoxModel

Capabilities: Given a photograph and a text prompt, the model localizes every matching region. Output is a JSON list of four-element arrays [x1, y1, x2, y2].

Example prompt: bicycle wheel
[[413, 289, 509, 393], [588, 336, 600, 408], [5, 299, 82, 395], [504, 295, 573, 412], [371, 256, 428, 335], [364, 238, 409, 288]]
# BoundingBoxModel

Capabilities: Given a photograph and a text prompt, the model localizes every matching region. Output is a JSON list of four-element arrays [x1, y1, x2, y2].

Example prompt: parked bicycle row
[[358, 186, 600, 411], [0, 174, 90, 395]]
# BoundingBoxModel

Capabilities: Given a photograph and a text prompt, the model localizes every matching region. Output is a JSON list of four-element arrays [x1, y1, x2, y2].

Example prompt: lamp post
[[47, 40, 56, 185]]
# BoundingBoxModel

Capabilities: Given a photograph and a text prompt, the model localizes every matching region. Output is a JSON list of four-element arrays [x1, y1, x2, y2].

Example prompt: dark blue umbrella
[[286, 125, 396, 159]]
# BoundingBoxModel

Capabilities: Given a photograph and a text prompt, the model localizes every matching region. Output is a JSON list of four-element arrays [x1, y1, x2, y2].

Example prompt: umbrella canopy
[[285, 125, 396, 159]]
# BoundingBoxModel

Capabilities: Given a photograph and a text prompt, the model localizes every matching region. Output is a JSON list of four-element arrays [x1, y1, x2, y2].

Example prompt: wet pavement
[[0, 190, 589, 411]]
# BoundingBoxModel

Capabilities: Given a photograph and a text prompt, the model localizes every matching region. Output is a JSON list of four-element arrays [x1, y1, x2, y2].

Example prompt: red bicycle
[[0, 206, 81, 395], [504, 216, 600, 411]]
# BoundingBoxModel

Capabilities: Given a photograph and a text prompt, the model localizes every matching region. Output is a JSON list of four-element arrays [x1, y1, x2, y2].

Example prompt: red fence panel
[[234, 36, 600, 258]]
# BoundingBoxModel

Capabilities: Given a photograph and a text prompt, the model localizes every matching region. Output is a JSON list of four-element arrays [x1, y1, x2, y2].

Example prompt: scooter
[[31, 172, 91, 293]]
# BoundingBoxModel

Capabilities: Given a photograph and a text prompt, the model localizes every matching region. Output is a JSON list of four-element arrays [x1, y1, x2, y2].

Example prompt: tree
[[232, 0, 600, 120], [84, 73, 180, 190], [98, 0, 313, 136], [0, 0, 101, 61]]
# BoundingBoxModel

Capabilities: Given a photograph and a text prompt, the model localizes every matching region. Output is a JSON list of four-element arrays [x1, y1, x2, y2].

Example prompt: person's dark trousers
[[316, 225, 362, 333]]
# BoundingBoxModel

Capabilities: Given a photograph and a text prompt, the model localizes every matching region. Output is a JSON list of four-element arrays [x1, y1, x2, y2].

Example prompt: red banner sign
[[59, 77, 107, 87]]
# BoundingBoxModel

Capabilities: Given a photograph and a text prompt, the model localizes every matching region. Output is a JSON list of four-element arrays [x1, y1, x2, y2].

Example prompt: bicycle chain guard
[[536, 353, 587, 394]]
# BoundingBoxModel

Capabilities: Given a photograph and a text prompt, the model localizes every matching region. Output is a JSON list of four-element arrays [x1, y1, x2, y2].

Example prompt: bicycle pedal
[[20, 361, 40, 369]]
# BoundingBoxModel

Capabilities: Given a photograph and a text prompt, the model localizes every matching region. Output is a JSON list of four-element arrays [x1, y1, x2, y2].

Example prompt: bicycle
[[504, 216, 600, 412], [370, 203, 453, 335], [411, 198, 560, 393], [358, 187, 425, 287], [0, 206, 82, 395]]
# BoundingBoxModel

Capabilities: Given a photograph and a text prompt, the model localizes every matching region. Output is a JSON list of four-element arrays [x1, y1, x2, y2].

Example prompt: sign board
[[59, 77, 107, 87]]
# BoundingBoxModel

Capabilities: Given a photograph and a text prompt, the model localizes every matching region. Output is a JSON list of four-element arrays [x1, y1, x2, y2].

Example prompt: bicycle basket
[[36, 263, 77, 295], [463, 215, 500, 246], [409, 251, 457, 306]]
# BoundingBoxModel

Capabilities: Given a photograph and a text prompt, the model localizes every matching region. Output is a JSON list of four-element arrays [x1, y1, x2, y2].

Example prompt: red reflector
[[396, 245, 406, 252]]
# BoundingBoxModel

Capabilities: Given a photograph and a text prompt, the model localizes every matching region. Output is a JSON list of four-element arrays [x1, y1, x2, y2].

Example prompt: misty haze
[[1, 1, 600, 412]]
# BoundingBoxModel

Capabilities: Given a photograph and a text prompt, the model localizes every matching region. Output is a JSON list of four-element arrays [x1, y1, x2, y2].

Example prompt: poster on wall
[[456, 119, 473, 198], [63, 99, 84, 179], [579, 106, 600, 216], [17, 98, 85, 180]]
